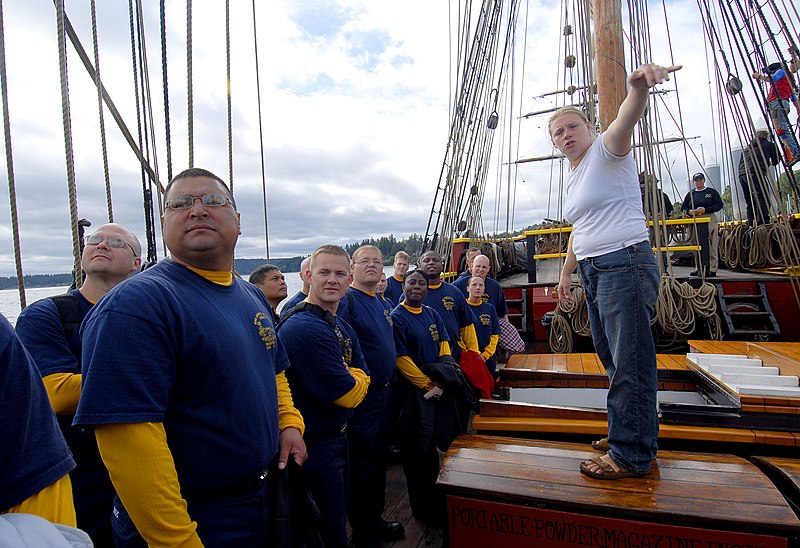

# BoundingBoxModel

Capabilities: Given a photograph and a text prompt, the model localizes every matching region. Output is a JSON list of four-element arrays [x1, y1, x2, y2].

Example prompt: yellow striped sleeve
[[459, 324, 479, 352], [6, 474, 76, 527], [396, 355, 431, 389], [439, 341, 452, 358], [332, 367, 370, 408], [41, 372, 82, 415], [276, 371, 304, 435], [95, 422, 202, 547], [481, 334, 500, 360]]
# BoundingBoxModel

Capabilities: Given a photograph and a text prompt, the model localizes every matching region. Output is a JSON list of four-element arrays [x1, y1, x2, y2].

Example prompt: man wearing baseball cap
[[681, 173, 723, 277]]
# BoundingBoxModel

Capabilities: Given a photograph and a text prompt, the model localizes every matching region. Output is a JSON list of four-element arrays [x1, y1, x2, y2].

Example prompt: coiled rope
[[549, 283, 588, 352], [654, 275, 720, 338]]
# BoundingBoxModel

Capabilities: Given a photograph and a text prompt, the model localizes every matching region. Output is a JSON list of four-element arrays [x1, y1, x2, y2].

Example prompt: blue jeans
[[578, 241, 660, 473], [769, 99, 799, 159]]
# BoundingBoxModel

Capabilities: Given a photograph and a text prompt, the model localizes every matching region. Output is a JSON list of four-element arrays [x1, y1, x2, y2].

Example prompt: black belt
[[304, 423, 347, 442], [181, 466, 269, 502]]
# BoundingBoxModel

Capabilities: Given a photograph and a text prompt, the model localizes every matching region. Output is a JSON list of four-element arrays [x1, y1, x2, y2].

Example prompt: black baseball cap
[[692, 173, 705, 181]]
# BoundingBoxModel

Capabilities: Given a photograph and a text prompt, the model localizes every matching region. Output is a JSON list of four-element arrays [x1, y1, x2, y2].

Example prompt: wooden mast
[[593, 0, 627, 131]]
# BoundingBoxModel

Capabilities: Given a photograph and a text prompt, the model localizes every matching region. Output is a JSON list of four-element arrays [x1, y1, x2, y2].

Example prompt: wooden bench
[[439, 434, 800, 547]]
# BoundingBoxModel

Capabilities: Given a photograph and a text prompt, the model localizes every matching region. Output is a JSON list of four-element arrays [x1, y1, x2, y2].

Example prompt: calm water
[[1, 266, 397, 326]]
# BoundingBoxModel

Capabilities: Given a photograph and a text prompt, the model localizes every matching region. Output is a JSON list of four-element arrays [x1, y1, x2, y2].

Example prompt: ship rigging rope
[[186, 0, 194, 168], [55, 0, 83, 289], [251, 0, 270, 258], [159, 0, 173, 183], [225, 0, 233, 191], [128, 0, 160, 264], [0, 0, 27, 309], [90, 0, 113, 223]]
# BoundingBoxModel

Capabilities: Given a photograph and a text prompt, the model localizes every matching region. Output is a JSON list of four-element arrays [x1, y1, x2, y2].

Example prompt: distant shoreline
[[0, 257, 311, 289]]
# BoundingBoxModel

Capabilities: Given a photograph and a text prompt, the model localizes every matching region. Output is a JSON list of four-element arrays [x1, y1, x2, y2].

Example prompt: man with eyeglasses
[[16, 222, 141, 545], [338, 246, 404, 547], [73, 168, 306, 546]]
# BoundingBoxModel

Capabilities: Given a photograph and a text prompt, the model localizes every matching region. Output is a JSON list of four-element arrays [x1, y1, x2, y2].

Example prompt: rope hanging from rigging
[[54, 0, 83, 289], [0, 0, 27, 309], [251, 0, 270, 259], [160, 0, 173, 183], [89, 0, 113, 223], [186, 0, 194, 168], [128, 0, 159, 265]]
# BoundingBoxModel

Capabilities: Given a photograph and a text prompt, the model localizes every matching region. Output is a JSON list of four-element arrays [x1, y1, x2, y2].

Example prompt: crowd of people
[[8, 56, 797, 546], [2, 167, 515, 547]]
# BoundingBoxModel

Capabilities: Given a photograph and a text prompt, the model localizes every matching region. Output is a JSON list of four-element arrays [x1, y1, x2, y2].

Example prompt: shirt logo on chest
[[254, 312, 276, 350], [429, 324, 440, 342], [480, 313, 491, 326], [441, 296, 455, 311]]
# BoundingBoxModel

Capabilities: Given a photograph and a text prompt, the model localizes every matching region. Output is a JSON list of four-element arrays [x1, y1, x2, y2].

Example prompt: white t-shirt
[[563, 134, 649, 260]]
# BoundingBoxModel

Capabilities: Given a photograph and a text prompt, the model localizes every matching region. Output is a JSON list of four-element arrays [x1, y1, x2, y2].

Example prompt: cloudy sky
[[0, 0, 784, 275]]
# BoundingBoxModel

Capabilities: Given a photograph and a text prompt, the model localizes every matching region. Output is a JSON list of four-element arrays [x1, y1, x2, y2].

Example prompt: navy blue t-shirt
[[16, 289, 113, 524], [74, 260, 287, 495], [278, 308, 367, 434], [452, 275, 508, 317], [422, 281, 476, 345], [1, 315, 75, 510], [384, 275, 404, 306], [16, 288, 92, 376], [390, 304, 450, 367], [338, 288, 396, 385], [279, 291, 307, 316], [467, 300, 500, 352]]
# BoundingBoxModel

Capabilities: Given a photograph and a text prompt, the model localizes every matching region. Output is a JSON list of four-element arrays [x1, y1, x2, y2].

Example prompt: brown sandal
[[591, 437, 609, 451], [580, 454, 649, 480]]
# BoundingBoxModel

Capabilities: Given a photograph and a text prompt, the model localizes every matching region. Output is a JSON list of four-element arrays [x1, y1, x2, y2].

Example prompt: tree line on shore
[[0, 234, 431, 289]]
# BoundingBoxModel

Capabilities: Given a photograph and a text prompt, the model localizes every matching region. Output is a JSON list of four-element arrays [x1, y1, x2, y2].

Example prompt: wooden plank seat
[[752, 456, 800, 517], [439, 435, 800, 547]]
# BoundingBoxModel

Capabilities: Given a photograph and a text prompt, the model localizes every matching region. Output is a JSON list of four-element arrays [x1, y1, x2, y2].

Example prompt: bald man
[[452, 254, 508, 320]]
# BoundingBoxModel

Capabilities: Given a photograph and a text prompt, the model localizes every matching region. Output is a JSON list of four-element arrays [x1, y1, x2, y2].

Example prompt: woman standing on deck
[[390, 269, 461, 525], [553, 63, 681, 480], [465, 276, 501, 377]]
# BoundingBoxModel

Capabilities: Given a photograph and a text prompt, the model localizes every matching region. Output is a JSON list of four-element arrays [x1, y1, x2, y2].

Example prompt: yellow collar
[[185, 265, 234, 286], [401, 301, 422, 314]]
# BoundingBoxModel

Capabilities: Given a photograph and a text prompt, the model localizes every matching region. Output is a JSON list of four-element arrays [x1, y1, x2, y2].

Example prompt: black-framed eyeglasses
[[85, 234, 136, 255], [165, 194, 232, 210]]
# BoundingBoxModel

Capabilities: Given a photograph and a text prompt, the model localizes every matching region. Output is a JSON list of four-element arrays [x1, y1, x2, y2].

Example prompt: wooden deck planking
[[379, 462, 443, 547], [505, 352, 692, 376], [471, 416, 800, 446], [440, 435, 800, 533]]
